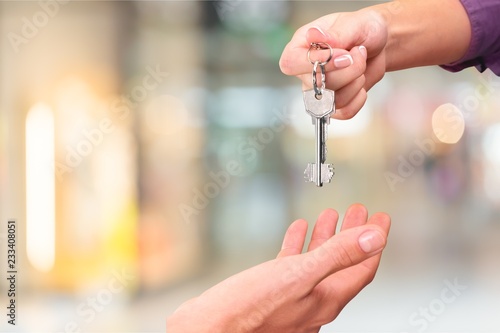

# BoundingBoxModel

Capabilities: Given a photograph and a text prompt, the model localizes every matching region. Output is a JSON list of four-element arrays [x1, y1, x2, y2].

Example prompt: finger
[[333, 213, 392, 287], [305, 26, 336, 47], [280, 24, 350, 76], [366, 212, 391, 232], [332, 88, 367, 120], [297, 45, 367, 92], [305, 20, 369, 51], [334, 75, 366, 110], [277, 219, 308, 258], [314, 253, 384, 319], [315, 213, 391, 311], [300, 80, 367, 120], [306, 27, 355, 70], [364, 53, 386, 91], [340, 203, 368, 231], [336, 213, 391, 280], [283, 46, 351, 77], [302, 223, 388, 289], [323, 45, 367, 91], [307, 208, 339, 252]]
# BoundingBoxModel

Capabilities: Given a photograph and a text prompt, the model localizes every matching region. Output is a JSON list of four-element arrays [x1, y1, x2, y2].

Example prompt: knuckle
[[358, 75, 367, 88], [366, 66, 385, 90], [336, 92, 365, 119], [353, 58, 367, 75], [373, 66, 385, 82], [360, 88, 368, 104], [311, 290, 342, 323], [365, 270, 377, 284], [279, 258, 308, 290], [279, 56, 293, 75], [335, 108, 357, 120], [373, 212, 391, 223]]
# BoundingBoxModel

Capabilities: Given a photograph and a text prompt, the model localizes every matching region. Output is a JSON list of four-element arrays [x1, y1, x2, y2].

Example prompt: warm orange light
[[26, 103, 55, 272], [432, 103, 464, 144]]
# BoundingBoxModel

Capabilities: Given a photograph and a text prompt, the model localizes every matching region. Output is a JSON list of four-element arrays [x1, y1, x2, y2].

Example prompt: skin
[[279, 0, 472, 120], [167, 204, 391, 333]]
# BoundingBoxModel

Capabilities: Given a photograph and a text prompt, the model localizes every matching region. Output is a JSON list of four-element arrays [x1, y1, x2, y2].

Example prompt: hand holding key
[[280, 22, 369, 120], [304, 43, 336, 187]]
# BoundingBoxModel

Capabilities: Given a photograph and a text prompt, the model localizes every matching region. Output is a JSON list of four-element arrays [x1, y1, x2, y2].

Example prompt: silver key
[[303, 88, 335, 187]]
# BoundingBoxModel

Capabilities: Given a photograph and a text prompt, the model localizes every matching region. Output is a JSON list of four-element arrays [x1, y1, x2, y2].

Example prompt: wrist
[[362, 2, 399, 71], [366, 0, 472, 71]]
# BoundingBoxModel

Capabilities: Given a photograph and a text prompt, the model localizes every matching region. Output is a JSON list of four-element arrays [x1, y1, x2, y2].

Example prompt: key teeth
[[304, 163, 335, 184], [323, 164, 335, 183], [304, 163, 314, 182]]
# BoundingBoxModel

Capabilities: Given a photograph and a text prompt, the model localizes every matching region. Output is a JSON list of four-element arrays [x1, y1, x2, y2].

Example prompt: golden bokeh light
[[431, 103, 465, 144]]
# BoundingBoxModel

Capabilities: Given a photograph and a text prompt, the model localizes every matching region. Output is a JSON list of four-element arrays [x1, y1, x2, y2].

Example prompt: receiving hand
[[167, 204, 391, 333]]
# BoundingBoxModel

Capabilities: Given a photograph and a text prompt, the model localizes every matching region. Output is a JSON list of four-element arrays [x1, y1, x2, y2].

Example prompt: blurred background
[[1, 1, 500, 332]]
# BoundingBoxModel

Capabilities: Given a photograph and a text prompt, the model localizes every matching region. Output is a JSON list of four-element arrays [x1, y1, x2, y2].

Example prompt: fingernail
[[358, 230, 385, 253], [359, 45, 367, 60], [333, 54, 353, 68], [310, 26, 327, 37]]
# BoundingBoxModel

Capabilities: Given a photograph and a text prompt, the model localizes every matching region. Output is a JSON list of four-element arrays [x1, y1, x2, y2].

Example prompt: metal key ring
[[307, 42, 333, 66], [312, 61, 326, 96]]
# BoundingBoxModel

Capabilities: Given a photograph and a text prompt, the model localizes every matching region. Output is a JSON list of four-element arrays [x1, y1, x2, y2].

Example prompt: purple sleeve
[[440, 0, 500, 76]]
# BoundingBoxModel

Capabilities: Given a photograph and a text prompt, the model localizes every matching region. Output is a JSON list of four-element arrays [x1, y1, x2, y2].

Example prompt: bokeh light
[[432, 103, 465, 144], [26, 103, 55, 273]]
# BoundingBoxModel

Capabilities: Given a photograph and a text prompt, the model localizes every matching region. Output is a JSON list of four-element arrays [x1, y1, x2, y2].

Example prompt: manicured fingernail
[[359, 45, 367, 60], [310, 26, 327, 37], [358, 230, 385, 253], [333, 54, 353, 68]]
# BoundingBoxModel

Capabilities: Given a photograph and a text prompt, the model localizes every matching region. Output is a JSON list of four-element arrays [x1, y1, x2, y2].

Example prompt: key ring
[[312, 61, 326, 97], [307, 42, 333, 66]]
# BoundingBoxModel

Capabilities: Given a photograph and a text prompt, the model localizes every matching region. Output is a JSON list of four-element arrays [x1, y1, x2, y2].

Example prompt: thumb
[[304, 224, 387, 288], [305, 26, 343, 51], [306, 26, 333, 44]]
